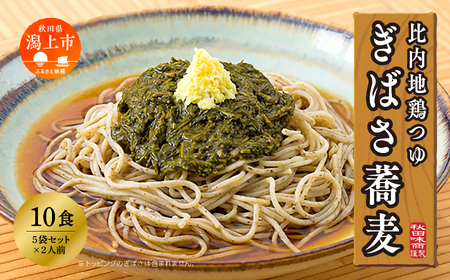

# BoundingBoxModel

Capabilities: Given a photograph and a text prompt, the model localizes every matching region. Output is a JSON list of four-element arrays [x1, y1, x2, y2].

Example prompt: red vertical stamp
[[410, 222, 426, 258]]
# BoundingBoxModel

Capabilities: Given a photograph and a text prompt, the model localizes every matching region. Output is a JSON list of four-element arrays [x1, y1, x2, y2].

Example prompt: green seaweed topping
[[111, 58, 295, 177]]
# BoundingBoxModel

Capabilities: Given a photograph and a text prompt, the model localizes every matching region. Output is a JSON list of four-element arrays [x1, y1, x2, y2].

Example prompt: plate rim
[[0, 5, 448, 269]]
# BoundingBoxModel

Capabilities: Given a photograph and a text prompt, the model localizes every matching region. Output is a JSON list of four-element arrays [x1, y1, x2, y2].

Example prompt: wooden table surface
[[1, 0, 450, 279]]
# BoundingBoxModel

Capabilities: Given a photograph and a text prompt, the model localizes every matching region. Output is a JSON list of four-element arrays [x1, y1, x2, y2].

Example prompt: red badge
[[20, 18, 81, 79]]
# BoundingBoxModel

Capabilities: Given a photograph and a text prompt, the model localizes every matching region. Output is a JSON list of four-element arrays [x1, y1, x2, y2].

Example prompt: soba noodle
[[33, 72, 354, 259]]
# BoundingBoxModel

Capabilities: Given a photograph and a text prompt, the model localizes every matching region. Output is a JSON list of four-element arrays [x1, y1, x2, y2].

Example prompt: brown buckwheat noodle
[[33, 72, 354, 260]]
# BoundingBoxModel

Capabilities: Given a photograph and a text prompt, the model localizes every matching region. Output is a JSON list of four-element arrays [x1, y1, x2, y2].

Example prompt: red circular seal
[[20, 18, 81, 79]]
